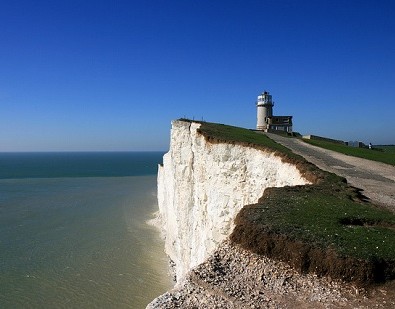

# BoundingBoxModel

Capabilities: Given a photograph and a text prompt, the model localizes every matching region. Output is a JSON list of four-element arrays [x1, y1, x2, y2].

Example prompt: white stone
[[157, 120, 310, 283]]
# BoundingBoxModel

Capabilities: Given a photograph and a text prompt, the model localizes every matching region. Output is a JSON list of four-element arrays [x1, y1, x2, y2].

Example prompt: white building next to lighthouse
[[256, 90, 293, 133]]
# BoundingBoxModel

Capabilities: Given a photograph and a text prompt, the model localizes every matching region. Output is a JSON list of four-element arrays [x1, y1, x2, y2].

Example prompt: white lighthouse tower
[[256, 91, 274, 130]]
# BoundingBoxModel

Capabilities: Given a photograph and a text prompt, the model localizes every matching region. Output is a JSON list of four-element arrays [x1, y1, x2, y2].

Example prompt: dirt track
[[266, 134, 395, 212]]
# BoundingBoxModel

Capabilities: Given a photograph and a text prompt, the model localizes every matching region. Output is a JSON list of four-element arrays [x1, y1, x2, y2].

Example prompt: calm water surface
[[0, 152, 172, 308]]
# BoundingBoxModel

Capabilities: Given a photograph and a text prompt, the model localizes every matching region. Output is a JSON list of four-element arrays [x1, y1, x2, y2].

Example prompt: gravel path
[[266, 134, 395, 211]]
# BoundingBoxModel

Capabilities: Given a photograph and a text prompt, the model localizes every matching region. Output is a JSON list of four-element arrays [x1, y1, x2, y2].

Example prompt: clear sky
[[1, 0, 394, 151]]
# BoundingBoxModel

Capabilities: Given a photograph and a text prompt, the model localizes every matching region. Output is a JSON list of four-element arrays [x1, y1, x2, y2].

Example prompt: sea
[[0, 152, 173, 308]]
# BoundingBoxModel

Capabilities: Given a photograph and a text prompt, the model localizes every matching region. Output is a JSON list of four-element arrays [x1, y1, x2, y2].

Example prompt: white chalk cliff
[[157, 120, 310, 282]]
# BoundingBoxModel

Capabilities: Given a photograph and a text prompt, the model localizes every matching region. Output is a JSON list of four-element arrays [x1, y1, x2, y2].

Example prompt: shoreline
[[146, 210, 177, 284]]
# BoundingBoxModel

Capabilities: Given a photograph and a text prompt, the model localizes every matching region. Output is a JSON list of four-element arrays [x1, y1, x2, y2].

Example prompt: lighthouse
[[256, 91, 273, 130], [256, 90, 293, 133]]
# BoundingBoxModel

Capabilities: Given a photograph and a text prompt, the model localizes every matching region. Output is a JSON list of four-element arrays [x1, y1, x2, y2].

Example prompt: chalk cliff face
[[157, 120, 309, 281]]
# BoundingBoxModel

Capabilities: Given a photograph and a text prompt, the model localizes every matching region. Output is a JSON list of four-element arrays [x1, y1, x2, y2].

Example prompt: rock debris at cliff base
[[147, 240, 395, 308]]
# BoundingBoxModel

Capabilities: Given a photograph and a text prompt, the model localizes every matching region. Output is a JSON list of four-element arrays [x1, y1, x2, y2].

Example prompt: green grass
[[303, 139, 395, 166], [257, 185, 395, 261], [377, 145, 395, 154], [187, 120, 297, 158]]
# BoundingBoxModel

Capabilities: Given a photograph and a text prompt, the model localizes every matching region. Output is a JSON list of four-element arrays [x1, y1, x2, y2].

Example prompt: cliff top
[[178, 119, 395, 286], [178, 118, 327, 184]]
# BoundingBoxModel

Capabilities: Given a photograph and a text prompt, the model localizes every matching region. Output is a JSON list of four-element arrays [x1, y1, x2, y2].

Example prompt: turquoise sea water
[[0, 152, 172, 308]]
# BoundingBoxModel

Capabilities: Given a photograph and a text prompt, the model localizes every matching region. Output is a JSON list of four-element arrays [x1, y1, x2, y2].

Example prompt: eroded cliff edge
[[157, 120, 309, 282], [149, 119, 395, 308]]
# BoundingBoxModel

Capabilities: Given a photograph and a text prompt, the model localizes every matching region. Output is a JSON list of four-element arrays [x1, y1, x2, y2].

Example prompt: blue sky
[[1, 0, 394, 151]]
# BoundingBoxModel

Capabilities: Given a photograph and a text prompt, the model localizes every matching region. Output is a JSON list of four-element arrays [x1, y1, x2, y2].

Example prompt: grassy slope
[[303, 139, 395, 166], [255, 185, 395, 260], [378, 145, 395, 154], [180, 119, 395, 284], [195, 120, 325, 183], [196, 121, 296, 156]]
